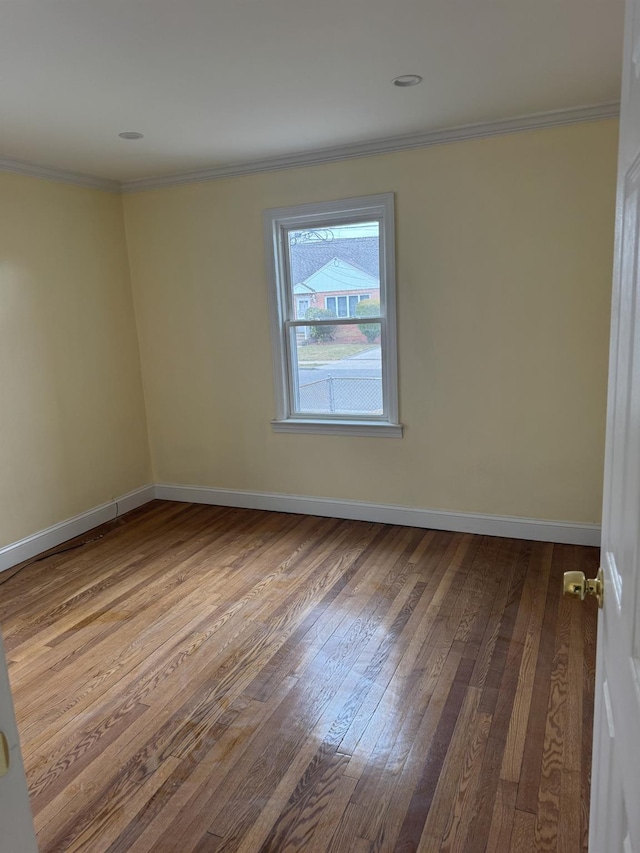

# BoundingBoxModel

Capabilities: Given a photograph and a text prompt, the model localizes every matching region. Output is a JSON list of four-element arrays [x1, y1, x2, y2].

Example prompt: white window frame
[[264, 193, 402, 437]]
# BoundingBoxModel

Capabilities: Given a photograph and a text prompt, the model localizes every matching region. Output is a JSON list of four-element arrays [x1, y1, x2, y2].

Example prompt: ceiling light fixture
[[392, 75, 423, 87], [118, 131, 144, 140]]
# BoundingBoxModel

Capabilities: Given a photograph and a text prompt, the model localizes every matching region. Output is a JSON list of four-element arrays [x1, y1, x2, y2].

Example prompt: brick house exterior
[[293, 258, 380, 344]]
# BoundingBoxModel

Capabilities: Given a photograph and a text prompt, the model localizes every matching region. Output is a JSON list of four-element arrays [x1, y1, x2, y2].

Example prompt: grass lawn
[[297, 343, 373, 362]]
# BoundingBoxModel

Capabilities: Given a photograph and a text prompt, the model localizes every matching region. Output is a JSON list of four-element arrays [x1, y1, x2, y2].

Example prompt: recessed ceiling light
[[118, 131, 144, 140], [392, 75, 423, 87]]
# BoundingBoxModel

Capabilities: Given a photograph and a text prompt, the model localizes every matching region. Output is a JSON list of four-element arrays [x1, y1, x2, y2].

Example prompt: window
[[325, 294, 370, 317], [264, 193, 401, 437]]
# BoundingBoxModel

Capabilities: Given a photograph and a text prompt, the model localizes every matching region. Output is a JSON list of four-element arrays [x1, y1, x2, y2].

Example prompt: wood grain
[[0, 500, 598, 852]]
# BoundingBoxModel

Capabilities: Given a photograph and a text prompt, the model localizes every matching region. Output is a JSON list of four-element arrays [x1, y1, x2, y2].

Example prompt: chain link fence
[[298, 375, 383, 414]]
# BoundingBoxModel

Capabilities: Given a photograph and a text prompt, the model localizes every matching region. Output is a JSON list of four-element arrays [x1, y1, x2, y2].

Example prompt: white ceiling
[[0, 0, 624, 183]]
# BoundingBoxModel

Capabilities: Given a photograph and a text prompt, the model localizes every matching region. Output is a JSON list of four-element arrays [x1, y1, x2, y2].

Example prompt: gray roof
[[289, 236, 379, 285]]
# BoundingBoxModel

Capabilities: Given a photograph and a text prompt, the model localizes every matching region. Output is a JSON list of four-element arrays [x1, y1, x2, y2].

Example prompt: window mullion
[[285, 317, 383, 328]]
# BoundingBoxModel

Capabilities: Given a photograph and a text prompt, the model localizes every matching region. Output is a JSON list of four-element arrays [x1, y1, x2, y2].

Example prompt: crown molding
[[0, 101, 620, 194], [121, 100, 620, 193], [0, 156, 119, 192]]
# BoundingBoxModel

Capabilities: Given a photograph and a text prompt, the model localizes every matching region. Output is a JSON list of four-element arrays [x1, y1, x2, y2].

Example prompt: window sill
[[271, 419, 403, 438]]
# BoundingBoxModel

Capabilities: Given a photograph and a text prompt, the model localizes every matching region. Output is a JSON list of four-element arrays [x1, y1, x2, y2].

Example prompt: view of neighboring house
[[289, 232, 380, 342], [294, 259, 383, 411], [293, 257, 380, 321]]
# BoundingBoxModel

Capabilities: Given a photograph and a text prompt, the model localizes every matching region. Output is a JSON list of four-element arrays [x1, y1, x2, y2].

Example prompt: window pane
[[288, 221, 380, 323], [292, 324, 382, 416]]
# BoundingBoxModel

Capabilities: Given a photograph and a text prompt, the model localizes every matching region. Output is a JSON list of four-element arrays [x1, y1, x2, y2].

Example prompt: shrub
[[356, 300, 381, 343], [305, 307, 337, 342]]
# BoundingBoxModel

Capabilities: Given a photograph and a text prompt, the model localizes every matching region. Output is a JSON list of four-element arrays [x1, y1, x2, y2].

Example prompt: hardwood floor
[[0, 501, 598, 852]]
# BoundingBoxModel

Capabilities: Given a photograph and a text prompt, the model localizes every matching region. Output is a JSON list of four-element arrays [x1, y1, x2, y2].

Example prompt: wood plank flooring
[[0, 501, 598, 852]]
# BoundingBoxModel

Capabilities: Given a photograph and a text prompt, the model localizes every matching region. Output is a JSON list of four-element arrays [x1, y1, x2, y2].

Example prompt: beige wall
[[0, 172, 151, 548], [127, 119, 612, 524], [0, 120, 616, 552]]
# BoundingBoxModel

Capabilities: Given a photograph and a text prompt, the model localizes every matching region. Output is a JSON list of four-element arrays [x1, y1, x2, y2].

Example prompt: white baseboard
[[0, 485, 155, 573], [114, 485, 155, 516], [0, 482, 600, 574], [154, 484, 601, 547]]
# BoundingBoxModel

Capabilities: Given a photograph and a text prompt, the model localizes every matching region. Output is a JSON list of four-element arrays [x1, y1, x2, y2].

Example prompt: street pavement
[[298, 346, 381, 386]]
